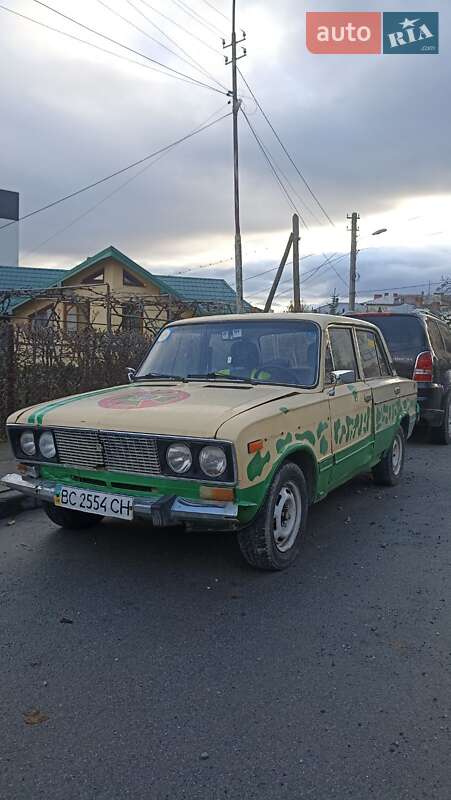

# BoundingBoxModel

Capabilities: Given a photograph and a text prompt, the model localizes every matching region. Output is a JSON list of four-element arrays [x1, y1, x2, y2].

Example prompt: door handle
[[394, 386, 401, 395], [364, 393, 372, 402]]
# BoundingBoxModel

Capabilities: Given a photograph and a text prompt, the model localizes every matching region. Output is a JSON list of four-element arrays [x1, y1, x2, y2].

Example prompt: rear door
[[327, 325, 374, 488], [354, 327, 404, 458]]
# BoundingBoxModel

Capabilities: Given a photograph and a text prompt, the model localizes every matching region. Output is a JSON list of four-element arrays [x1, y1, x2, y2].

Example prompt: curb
[[0, 489, 40, 521]]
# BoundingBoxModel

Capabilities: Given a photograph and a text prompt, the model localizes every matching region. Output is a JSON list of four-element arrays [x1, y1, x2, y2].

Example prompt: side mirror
[[127, 367, 136, 383], [331, 369, 355, 385]]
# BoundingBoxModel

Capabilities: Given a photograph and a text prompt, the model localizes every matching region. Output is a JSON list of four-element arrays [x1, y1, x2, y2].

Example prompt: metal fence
[[0, 322, 151, 434]]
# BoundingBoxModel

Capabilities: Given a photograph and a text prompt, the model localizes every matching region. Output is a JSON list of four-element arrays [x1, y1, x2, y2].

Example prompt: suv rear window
[[353, 315, 427, 357]]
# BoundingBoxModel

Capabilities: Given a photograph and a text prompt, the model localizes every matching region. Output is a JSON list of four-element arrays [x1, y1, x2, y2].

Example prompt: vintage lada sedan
[[3, 314, 417, 570]]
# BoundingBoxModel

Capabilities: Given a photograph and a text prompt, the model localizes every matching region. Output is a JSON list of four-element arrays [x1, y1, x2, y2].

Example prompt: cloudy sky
[[0, 0, 449, 309]]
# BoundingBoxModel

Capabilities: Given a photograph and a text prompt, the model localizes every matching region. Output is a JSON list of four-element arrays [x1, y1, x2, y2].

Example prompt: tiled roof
[[0, 246, 253, 312]]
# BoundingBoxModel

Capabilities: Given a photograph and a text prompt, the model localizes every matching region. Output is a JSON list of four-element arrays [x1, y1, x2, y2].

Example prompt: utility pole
[[347, 212, 359, 312], [264, 232, 293, 313], [223, 1, 246, 313], [292, 213, 301, 312]]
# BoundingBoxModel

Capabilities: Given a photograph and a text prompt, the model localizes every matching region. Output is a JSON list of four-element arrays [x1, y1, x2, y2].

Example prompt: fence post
[[4, 320, 16, 418]]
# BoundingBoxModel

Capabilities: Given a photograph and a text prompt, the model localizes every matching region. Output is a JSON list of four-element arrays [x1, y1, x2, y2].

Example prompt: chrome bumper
[[1, 473, 239, 528]]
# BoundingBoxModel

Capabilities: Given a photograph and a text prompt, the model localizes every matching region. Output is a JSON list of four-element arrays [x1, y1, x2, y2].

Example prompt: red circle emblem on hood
[[98, 389, 190, 409]]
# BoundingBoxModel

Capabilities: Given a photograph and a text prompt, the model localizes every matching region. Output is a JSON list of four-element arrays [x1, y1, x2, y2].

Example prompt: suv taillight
[[413, 351, 433, 382]]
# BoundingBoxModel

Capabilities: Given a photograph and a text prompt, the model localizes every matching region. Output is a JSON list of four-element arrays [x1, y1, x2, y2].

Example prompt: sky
[[0, 0, 449, 310]]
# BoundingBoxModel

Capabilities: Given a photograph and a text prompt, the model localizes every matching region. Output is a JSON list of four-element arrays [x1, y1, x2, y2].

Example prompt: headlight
[[20, 430, 36, 456], [38, 431, 56, 460], [166, 443, 192, 474], [199, 446, 227, 478]]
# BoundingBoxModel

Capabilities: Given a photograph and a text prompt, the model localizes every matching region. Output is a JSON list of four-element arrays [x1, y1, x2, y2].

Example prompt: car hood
[[10, 381, 304, 438]]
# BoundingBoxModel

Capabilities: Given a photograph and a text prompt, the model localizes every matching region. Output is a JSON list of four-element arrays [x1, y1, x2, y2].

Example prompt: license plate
[[54, 486, 133, 520]]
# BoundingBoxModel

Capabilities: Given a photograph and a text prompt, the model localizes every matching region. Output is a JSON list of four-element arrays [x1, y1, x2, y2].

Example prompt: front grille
[[54, 429, 161, 475]]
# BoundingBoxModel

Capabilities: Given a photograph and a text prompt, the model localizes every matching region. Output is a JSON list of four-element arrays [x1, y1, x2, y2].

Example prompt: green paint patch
[[279, 406, 289, 415], [295, 430, 316, 446], [346, 384, 359, 402], [247, 450, 271, 482], [319, 436, 329, 455], [276, 432, 293, 454], [316, 420, 328, 438]]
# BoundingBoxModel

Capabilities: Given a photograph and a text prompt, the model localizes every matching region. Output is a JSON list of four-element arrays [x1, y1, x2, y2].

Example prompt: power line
[[0, 2, 224, 91], [198, 0, 230, 23], [168, 0, 224, 36], [0, 111, 232, 233], [238, 67, 336, 228], [241, 108, 308, 227], [29, 0, 227, 95], [135, 0, 221, 55], [23, 103, 231, 257]]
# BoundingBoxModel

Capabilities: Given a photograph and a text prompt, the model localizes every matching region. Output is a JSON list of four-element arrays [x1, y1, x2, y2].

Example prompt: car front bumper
[[1, 473, 240, 529]]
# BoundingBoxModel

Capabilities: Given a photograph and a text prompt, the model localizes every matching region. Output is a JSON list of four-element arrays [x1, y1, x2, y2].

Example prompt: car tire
[[372, 426, 406, 487], [430, 394, 451, 445], [238, 462, 308, 571], [42, 502, 103, 530]]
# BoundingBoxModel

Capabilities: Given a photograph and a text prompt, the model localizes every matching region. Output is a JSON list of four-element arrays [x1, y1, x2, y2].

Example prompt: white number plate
[[54, 486, 134, 520]]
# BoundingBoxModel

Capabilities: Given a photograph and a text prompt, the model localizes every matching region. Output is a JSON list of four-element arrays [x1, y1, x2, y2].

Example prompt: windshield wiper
[[133, 372, 188, 382], [187, 373, 258, 384]]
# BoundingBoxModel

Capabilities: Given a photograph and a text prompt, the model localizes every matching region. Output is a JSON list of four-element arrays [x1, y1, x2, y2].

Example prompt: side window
[[375, 335, 391, 377], [328, 327, 358, 378], [438, 323, 451, 353], [427, 319, 444, 354], [356, 329, 383, 379]]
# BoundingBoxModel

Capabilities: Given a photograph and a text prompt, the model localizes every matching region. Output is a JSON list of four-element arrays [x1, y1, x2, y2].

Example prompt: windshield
[[359, 315, 427, 356], [136, 320, 320, 387]]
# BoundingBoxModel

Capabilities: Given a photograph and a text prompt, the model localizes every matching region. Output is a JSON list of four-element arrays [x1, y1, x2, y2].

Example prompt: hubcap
[[391, 433, 403, 475], [272, 481, 302, 552]]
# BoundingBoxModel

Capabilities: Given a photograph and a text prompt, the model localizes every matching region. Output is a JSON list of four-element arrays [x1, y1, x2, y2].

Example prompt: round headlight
[[39, 431, 56, 460], [199, 446, 227, 478], [20, 430, 36, 456], [166, 443, 192, 474]]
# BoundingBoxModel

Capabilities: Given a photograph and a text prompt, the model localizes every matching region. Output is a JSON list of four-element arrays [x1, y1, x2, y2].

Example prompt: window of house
[[123, 269, 145, 287], [328, 327, 358, 377], [64, 302, 90, 332], [30, 306, 55, 330], [121, 302, 143, 334], [356, 329, 389, 378], [81, 268, 104, 285]]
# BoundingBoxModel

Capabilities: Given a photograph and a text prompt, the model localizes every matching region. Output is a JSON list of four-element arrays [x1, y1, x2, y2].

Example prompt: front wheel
[[372, 426, 406, 487], [42, 502, 103, 530], [238, 462, 308, 571]]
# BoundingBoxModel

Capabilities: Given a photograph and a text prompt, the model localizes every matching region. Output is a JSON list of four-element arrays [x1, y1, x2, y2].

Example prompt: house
[[316, 300, 366, 315], [0, 245, 252, 331]]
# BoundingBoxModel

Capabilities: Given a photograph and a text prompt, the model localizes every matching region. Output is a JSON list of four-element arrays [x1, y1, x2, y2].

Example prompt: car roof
[[168, 312, 380, 331]]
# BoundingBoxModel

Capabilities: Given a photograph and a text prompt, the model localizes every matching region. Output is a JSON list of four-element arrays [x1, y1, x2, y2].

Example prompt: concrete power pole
[[292, 214, 301, 311], [347, 212, 359, 312], [224, 1, 246, 313]]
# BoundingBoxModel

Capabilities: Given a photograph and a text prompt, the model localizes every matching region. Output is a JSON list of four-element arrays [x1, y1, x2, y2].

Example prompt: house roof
[[0, 245, 252, 313]]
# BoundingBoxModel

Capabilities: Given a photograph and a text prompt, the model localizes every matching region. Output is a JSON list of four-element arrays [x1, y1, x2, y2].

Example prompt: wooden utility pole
[[264, 233, 293, 313], [347, 212, 359, 312], [292, 213, 301, 312], [224, 1, 246, 313]]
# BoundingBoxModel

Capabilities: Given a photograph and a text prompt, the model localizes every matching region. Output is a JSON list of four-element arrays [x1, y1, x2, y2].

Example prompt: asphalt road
[[1, 433, 451, 800]]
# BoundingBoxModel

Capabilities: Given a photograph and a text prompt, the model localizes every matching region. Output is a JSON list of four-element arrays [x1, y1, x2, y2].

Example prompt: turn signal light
[[247, 439, 264, 454], [200, 486, 234, 502], [413, 351, 433, 382]]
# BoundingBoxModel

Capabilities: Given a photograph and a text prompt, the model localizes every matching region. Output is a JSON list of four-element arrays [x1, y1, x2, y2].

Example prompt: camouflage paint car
[[3, 313, 417, 570]]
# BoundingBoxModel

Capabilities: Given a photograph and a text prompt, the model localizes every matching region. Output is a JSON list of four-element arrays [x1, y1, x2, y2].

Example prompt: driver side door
[[327, 325, 374, 489]]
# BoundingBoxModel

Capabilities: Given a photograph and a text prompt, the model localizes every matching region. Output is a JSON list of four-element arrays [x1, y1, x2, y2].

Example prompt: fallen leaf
[[23, 708, 49, 726]]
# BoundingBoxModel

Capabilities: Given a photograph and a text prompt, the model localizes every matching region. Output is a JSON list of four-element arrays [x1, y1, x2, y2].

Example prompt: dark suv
[[348, 312, 451, 444]]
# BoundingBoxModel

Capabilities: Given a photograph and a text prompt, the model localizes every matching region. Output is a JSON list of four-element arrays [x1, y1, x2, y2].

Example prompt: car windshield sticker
[[232, 329, 242, 338], [221, 330, 230, 340], [98, 388, 190, 409]]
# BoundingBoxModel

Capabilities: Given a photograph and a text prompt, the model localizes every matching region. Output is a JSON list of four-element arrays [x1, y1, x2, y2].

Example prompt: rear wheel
[[372, 426, 405, 487], [430, 395, 451, 445], [43, 502, 103, 530], [238, 462, 308, 571]]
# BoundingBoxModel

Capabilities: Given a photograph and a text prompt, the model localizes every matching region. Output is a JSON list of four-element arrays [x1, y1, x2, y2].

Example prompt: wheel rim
[[391, 433, 403, 476], [272, 481, 302, 552]]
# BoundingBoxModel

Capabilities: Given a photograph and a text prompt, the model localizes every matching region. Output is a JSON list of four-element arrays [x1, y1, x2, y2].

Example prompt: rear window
[[354, 315, 427, 356]]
